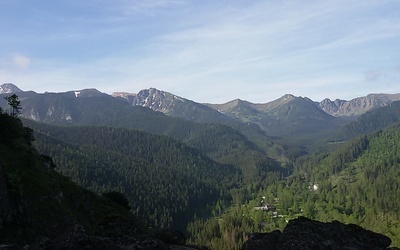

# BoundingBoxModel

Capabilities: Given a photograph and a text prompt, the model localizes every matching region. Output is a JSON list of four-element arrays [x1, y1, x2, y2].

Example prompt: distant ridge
[[109, 87, 399, 147], [207, 93, 400, 117], [5, 83, 399, 118], [318, 93, 400, 117], [3, 83, 400, 148], [116, 88, 400, 117]]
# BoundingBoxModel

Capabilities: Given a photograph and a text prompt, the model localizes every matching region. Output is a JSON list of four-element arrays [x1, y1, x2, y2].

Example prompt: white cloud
[[11, 53, 31, 69]]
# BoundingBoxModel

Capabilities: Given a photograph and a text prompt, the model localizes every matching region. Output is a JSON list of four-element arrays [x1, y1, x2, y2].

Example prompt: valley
[[1, 83, 400, 248]]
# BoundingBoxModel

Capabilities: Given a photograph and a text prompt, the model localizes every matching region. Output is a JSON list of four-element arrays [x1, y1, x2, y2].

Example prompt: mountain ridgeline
[[115, 88, 400, 149], [113, 88, 278, 153]]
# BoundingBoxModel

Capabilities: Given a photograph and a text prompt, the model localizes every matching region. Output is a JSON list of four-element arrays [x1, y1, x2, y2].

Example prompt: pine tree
[[4, 94, 21, 117]]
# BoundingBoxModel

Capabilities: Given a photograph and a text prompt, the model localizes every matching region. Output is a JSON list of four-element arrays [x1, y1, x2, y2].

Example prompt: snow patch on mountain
[[0, 83, 23, 94]]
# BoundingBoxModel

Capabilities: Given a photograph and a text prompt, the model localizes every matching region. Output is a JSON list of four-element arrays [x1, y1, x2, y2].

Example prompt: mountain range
[[3, 83, 399, 122], [1, 86, 285, 170], [112, 87, 400, 118], [0, 83, 400, 118], [112, 87, 400, 147], [3, 83, 399, 152]]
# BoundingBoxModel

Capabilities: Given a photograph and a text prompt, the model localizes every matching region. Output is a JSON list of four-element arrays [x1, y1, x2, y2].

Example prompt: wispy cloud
[[11, 53, 31, 69], [365, 70, 383, 81]]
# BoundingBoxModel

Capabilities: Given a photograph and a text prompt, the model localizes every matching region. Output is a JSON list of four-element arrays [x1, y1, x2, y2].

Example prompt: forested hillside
[[290, 124, 400, 245], [114, 88, 284, 158], [23, 119, 248, 230], [0, 108, 143, 247], [186, 123, 400, 248]]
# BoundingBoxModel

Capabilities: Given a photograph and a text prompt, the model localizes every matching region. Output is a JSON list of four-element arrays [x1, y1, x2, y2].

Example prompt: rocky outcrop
[[33, 224, 197, 250], [243, 217, 395, 250], [318, 98, 346, 115], [112, 92, 137, 105]]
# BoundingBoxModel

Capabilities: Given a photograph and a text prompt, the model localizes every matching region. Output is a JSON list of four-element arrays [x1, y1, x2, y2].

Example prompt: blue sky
[[1, 0, 399, 103]]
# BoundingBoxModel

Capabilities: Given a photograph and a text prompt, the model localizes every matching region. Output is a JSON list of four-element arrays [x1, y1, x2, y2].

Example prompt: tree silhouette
[[4, 94, 21, 117]]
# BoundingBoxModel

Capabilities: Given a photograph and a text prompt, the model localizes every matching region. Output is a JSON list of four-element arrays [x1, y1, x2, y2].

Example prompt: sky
[[1, 0, 400, 103]]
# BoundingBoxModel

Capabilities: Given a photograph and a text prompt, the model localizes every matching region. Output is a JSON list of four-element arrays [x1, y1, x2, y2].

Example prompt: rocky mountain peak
[[132, 88, 185, 113], [0, 83, 23, 94], [318, 93, 400, 117], [110, 88, 177, 112], [247, 94, 296, 112], [318, 98, 340, 114]]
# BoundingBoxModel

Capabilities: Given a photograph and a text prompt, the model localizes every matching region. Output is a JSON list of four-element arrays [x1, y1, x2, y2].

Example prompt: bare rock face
[[38, 224, 195, 250], [132, 88, 183, 113], [243, 217, 393, 250]]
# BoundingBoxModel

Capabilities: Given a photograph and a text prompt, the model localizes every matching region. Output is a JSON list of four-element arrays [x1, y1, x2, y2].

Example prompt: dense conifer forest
[[23, 119, 286, 231], [186, 123, 400, 248], [23, 120, 239, 229], [0, 108, 147, 247]]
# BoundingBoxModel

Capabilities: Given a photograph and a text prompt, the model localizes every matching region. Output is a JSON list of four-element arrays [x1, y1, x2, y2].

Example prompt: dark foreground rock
[[27, 224, 200, 250], [243, 216, 396, 250]]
